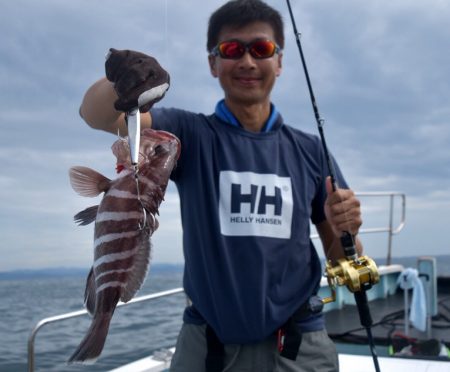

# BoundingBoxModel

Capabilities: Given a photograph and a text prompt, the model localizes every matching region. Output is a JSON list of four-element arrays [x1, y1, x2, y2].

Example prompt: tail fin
[[68, 314, 112, 364]]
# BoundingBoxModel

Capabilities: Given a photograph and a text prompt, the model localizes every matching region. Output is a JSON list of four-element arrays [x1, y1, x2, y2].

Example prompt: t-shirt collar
[[214, 99, 281, 133]]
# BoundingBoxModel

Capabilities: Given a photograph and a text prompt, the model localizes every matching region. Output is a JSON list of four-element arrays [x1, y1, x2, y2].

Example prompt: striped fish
[[67, 128, 180, 363]]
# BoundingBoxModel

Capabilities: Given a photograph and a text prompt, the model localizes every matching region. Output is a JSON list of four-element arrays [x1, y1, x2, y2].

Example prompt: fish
[[67, 128, 180, 363]]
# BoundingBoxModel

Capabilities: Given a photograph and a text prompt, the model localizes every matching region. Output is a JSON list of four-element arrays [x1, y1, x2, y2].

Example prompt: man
[[79, 1, 362, 371]]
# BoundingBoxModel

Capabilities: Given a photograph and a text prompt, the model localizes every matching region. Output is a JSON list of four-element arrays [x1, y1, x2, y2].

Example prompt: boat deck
[[326, 277, 450, 350]]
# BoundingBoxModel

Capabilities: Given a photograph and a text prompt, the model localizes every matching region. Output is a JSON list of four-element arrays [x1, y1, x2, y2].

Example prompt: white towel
[[397, 268, 427, 332]]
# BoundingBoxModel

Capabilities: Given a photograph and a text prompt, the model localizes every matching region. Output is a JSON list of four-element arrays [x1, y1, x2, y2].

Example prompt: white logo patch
[[219, 171, 293, 238]]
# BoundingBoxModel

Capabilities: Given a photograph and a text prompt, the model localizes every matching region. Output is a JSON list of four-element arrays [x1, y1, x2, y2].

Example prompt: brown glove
[[105, 48, 170, 113]]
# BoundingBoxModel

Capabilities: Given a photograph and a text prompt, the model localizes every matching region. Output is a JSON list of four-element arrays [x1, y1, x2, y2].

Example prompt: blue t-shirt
[[151, 105, 347, 344]]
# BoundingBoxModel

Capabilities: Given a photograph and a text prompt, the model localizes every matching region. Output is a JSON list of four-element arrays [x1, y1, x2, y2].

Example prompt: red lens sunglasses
[[211, 39, 281, 60]]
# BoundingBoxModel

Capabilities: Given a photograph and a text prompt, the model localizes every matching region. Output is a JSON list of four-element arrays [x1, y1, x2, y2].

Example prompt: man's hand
[[105, 48, 170, 113], [324, 176, 362, 238]]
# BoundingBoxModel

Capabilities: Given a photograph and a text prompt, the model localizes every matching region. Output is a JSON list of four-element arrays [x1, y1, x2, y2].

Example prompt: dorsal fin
[[69, 166, 111, 197]]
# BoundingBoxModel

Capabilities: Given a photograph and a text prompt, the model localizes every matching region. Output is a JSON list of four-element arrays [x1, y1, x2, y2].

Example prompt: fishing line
[[164, 0, 169, 63], [285, 1, 380, 371], [134, 171, 148, 231]]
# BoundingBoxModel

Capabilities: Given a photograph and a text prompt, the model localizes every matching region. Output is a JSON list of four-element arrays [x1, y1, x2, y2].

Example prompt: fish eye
[[154, 144, 166, 155]]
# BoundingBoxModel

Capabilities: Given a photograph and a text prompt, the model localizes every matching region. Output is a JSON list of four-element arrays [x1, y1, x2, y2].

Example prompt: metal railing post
[[387, 194, 394, 265]]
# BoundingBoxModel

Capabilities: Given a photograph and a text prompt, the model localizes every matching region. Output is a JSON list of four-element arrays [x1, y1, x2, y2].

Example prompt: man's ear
[[208, 54, 218, 77], [276, 52, 283, 77]]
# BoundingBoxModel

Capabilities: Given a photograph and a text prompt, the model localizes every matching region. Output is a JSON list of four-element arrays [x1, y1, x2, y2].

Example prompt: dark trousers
[[170, 323, 339, 372]]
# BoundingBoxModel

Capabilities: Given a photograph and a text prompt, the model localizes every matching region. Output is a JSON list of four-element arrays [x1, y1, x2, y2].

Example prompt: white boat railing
[[358, 192, 406, 265], [311, 192, 406, 265], [28, 191, 406, 372]]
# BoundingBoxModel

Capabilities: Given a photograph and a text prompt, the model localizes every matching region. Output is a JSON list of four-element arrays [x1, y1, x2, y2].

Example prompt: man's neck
[[225, 100, 271, 133]]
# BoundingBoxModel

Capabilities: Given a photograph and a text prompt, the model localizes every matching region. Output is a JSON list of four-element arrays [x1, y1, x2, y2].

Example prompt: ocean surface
[[0, 266, 185, 372], [1, 256, 450, 372]]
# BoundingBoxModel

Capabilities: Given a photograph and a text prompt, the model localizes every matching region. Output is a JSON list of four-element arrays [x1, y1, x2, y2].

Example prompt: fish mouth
[[156, 132, 181, 160], [141, 129, 181, 160]]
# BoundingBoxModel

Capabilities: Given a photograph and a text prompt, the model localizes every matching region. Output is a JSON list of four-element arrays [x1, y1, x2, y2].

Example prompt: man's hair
[[207, 0, 284, 52]]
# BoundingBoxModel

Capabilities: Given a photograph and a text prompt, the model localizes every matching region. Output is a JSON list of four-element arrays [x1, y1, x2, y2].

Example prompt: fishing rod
[[285, 1, 381, 371]]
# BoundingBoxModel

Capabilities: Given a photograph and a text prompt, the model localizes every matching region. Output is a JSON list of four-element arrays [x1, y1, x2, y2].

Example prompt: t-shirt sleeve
[[150, 107, 184, 135], [150, 107, 195, 181]]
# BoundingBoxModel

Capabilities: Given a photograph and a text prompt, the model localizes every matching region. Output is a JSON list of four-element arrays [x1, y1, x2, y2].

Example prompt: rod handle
[[354, 288, 373, 328]]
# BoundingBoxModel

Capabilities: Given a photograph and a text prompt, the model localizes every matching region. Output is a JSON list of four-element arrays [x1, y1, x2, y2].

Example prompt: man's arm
[[79, 77, 152, 135]]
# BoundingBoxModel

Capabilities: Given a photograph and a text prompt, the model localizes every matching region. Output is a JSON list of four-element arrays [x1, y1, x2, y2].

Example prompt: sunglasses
[[211, 39, 281, 60]]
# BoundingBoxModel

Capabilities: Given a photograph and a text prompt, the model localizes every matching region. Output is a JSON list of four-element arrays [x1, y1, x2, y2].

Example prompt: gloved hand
[[105, 48, 170, 113]]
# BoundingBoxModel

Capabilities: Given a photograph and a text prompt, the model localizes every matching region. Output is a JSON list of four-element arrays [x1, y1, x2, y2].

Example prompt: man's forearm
[[80, 77, 153, 136], [79, 78, 126, 135]]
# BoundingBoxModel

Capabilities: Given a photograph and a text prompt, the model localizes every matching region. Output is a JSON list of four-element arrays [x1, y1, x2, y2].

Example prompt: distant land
[[1, 255, 449, 281], [0, 263, 184, 281]]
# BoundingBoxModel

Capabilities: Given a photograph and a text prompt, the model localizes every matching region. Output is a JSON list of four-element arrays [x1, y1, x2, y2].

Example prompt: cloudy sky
[[1, 0, 449, 272]]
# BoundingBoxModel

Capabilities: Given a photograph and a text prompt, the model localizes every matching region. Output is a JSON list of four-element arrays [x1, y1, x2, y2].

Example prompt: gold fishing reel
[[322, 255, 380, 304]]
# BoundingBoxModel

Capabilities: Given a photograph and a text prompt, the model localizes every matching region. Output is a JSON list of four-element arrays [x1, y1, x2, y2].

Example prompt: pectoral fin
[[69, 166, 111, 197]]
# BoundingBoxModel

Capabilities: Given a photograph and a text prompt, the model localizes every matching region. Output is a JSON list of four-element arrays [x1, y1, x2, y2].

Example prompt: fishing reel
[[322, 255, 380, 305]]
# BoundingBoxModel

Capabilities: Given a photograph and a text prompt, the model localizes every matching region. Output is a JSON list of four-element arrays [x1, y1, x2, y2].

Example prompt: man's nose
[[237, 50, 257, 67]]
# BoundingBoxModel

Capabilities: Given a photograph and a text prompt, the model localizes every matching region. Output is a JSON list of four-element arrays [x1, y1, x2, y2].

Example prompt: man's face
[[208, 21, 283, 109]]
